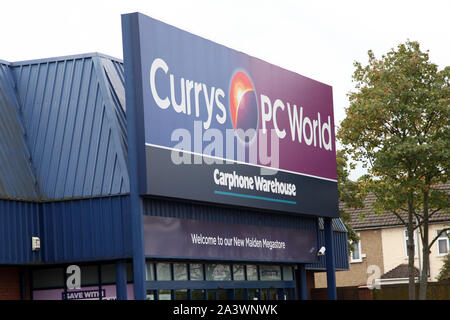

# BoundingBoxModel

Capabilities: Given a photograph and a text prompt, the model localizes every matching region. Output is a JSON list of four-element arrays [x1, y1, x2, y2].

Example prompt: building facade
[[0, 13, 348, 300]]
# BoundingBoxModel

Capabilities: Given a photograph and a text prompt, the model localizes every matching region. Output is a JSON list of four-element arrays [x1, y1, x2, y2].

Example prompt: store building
[[0, 12, 348, 300]]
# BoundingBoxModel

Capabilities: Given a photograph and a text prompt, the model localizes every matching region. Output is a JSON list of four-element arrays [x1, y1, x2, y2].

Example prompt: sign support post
[[115, 260, 128, 300], [122, 13, 147, 300], [298, 264, 308, 300], [324, 217, 337, 300]]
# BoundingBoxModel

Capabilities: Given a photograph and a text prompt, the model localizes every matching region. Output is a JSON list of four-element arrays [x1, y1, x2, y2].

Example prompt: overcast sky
[[1, 0, 448, 179]]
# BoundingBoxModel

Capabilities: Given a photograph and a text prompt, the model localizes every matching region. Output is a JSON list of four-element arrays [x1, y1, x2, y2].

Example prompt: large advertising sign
[[122, 12, 338, 217], [143, 216, 317, 262]]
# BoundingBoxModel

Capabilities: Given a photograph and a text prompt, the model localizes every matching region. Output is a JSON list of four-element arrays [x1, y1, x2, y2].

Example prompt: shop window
[[191, 289, 205, 300], [101, 264, 116, 284], [437, 229, 449, 256], [234, 289, 246, 299], [246, 265, 258, 281], [156, 263, 172, 281], [146, 290, 156, 300], [175, 289, 188, 300], [282, 266, 294, 281], [173, 263, 188, 281], [285, 288, 295, 300], [189, 263, 204, 281], [80, 265, 99, 286], [205, 264, 231, 281], [217, 289, 228, 300], [233, 264, 245, 281], [158, 289, 172, 300], [207, 290, 217, 300], [248, 288, 260, 300], [259, 265, 281, 281], [261, 288, 278, 300], [145, 262, 155, 281], [32, 268, 64, 289]]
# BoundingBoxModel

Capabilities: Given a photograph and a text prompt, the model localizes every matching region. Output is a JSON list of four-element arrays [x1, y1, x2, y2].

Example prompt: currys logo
[[229, 71, 259, 143], [149, 57, 333, 152]]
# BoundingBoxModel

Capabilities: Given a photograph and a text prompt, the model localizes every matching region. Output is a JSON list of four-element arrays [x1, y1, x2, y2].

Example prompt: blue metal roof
[[0, 63, 40, 199], [0, 53, 130, 200], [318, 217, 348, 233]]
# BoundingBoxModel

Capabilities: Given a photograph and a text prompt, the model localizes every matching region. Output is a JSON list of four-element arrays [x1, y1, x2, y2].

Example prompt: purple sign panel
[[122, 13, 338, 217], [143, 215, 318, 263], [33, 284, 135, 300]]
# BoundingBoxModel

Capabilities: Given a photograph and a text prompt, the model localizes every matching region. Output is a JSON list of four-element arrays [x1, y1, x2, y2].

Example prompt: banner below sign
[[146, 145, 339, 217], [143, 215, 318, 263]]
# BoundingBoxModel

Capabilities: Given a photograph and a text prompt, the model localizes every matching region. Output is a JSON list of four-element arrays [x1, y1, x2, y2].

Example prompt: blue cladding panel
[[0, 200, 41, 264], [318, 217, 348, 233], [41, 196, 132, 263], [9, 54, 129, 200], [142, 197, 318, 232], [306, 227, 349, 271], [0, 64, 39, 199]]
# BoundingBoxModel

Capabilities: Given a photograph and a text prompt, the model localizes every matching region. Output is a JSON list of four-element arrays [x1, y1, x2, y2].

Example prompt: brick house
[[314, 184, 450, 289]]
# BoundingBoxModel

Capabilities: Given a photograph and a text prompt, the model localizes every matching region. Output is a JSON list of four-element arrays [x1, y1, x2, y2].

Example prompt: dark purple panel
[[143, 215, 318, 263]]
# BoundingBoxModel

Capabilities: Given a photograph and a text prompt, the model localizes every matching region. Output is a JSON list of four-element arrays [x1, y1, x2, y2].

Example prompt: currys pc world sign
[[122, 12, 339, 218]]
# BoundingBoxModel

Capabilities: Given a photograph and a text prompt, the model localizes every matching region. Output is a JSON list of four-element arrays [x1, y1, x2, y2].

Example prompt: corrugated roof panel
[[9, 54, 130, 200], [0, 63, 39, 200], [100, 57, 128, 169], [318, 217, 348, 233]]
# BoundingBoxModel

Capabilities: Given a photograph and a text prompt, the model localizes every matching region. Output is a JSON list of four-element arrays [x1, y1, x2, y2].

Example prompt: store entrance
[[145, 261, 297, 300]]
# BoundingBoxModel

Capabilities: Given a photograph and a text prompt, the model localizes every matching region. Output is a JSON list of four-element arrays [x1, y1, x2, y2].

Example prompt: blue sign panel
[[122, 12, 338, 217]]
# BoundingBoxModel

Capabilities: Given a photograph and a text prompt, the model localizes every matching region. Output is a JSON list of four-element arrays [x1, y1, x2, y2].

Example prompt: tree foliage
[[338, 40, 449, 299], [437, 253, 450, 282], [336, 149, 365, 250]]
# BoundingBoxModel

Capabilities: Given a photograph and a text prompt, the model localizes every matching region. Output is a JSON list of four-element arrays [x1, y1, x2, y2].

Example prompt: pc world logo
[[229, 71, 259, 143], [149, 57, 333, 153]]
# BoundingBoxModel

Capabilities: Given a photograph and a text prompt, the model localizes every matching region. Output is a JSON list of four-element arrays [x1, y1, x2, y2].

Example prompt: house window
[[436, 229, 449, 256], [350, 233, 362, 263]]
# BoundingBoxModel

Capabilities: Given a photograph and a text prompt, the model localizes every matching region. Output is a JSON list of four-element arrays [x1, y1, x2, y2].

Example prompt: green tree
[[336, 149, 365, 251], [338, 40, 449, 300], [437, 253, 450, 282]]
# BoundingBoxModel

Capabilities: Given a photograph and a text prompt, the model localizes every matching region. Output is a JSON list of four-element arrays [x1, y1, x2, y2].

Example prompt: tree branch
[[428, 207, 442, 219], [428, 227, 450, 249], [414, 211, 424, 220], [392, 210, 407, 226]]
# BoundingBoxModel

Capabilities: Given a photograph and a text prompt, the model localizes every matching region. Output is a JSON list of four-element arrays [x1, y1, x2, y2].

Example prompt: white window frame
[[350, 233, 362, 263], [436, 229, 449, 256]]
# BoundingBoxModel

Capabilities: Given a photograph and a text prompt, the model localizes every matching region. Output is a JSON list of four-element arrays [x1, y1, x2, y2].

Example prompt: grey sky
[[1, 0, 448, 179]]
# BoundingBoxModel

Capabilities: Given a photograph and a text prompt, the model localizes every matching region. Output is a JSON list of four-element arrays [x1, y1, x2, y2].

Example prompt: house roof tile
[[341, 184, 450, 230], [381, 264, 419, 279]]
